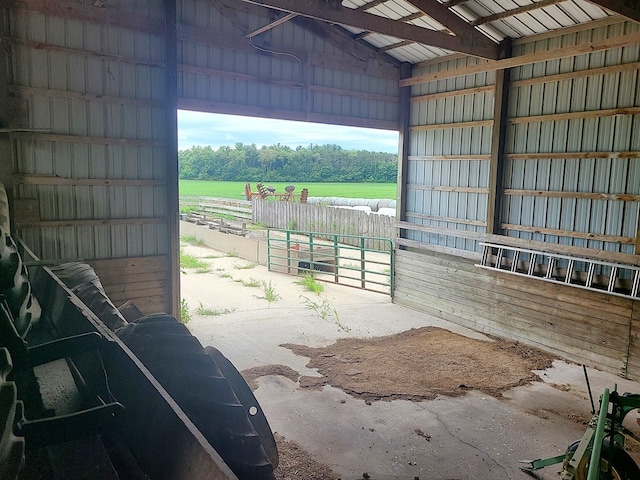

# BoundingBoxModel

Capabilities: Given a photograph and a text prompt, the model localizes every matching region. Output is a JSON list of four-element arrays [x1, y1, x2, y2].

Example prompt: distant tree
[[177, 143, 397, 182]]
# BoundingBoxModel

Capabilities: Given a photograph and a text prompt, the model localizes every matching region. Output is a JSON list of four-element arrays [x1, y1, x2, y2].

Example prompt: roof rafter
[[585, 0, 640, 23], [239, 0, 499, 59], [405, 0, 495, 49], [471, 0, 565, 27], [246, 12, 297, 38]]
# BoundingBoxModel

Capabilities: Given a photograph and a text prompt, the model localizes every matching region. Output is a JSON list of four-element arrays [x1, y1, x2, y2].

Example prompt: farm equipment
[[0, 185, 277, 479], [520, 370, 640, 479]]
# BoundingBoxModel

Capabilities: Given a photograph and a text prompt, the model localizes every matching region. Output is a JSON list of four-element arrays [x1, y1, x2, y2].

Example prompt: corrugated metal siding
[[5, 1, 175, 314], [177, 0, 400, 129], [404, 55, 493, 253], [504, 21, 640, 260], [395, 21, 639, 376]]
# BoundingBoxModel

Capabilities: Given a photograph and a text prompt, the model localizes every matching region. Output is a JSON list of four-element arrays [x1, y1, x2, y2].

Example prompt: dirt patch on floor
[[281, 326, 555, 402], [242, 364, 300, 390], [273, 434, 337, 480]]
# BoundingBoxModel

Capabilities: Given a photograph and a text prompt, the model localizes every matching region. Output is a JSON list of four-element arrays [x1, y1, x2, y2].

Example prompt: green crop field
[[179, 180, 398, 200]]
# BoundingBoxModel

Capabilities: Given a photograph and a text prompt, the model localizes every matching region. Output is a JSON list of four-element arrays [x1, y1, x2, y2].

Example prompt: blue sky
[[177, 111, 399, 154]]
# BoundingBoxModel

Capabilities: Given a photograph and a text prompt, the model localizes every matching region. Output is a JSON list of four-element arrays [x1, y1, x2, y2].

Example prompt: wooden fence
[[252, 199, 396, 250]]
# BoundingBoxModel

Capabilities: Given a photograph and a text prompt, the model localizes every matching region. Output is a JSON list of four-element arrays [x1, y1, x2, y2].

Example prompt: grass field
[[179, 180, 398, 199]]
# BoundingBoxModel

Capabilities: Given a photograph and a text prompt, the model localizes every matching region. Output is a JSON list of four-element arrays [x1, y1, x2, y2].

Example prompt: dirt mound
[[281, 326, 554, 402]]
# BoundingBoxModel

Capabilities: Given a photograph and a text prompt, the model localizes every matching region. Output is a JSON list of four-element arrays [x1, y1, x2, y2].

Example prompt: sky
[[177, 110, 399, 154]]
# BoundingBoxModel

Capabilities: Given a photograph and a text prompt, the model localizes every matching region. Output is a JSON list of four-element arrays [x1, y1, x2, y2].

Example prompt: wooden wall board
[[394, 248, 635, 376]]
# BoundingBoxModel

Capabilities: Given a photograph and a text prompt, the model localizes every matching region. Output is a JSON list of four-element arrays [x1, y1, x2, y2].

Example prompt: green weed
[[288, 219, 297, 230], [196, 302, 235, 316], [234, 262, 257, 270], [226, 251, 239, 258], [296, 273, 324, 295], [181, 235, 204, 246], [180, 299, 191, 324], [242, 278, 261, 288], [180, 250, 209, 270], [255, 280, 281, 304], [300, 295, 348, 332]]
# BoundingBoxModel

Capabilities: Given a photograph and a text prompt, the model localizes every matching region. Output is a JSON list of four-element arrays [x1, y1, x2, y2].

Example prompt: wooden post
[[635, 210, 640, 255], [165, 0, 181, 318], [486, 40, 512, 235], [396, 62, 412, 225]]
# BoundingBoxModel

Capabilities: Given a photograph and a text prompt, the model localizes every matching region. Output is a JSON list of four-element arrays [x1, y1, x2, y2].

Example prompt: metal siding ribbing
[[177, 0, 399, 128], [503, 21, 640, 257], [405, 55, 493, 252], [7, 3, 171, 267]]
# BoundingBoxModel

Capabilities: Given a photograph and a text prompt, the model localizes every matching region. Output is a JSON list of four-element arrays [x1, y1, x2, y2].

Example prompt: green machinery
[[520, 369, 640, 480]]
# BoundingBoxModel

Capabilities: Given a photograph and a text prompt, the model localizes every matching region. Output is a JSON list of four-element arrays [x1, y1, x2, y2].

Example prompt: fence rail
[[180, 196, 252, 221], [267, 229, 393, 294], [253, 199, 395, 251]]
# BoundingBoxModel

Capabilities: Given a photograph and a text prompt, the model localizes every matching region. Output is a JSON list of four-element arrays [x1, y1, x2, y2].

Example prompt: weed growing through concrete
[[180, 299, 191, 324], [217, 272, 232, 279], [180, 235, 204, 246], [180, 250, 210, 271], [242, 278, 261, 288], [297, 273, 324, 295], [225, 251, 238, 258], [300, 295, 349, 332], [255, 280, 281, 304], [196, 302, 235, 316], [234, 262, 257, 270]]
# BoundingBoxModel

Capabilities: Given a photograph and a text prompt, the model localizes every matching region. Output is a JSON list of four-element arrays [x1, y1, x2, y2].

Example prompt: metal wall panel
[[402, 21, 640, 260], [404, 55, 494, 253], [4, 1, 176, 314], [176, 0, 400, 129], [504, 21, 640, 257]]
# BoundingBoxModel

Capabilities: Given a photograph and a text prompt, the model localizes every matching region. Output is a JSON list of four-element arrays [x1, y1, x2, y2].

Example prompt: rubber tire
[[565, 440, 640, 480], [0, 226, 40, 339], [0, 348, 25, 480], [0, 184, 9, 235], [116, 314, 276, 480], [48, 262, 127, 332]]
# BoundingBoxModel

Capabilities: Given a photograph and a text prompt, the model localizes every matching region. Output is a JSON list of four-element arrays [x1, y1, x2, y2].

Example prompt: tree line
[[178, 143, 398, 183]]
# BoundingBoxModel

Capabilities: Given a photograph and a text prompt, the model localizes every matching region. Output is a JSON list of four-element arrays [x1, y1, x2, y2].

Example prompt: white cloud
[[177, 110, 399, 153]]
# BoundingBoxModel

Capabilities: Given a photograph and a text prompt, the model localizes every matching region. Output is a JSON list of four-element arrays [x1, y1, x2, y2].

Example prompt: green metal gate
[[267, 229, 393, 294]]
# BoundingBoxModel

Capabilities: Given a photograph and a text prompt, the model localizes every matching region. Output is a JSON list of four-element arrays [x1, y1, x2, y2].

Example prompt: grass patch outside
[[242, 278, 261, 287], [180, 250, 209, 270], [180, 180, 397, 200], [296, 273, 324, 295], [255, 280, 281, 303], [196, 303, 236, 316], [181, 234, 204, 246], [234, 262, 257, 270]]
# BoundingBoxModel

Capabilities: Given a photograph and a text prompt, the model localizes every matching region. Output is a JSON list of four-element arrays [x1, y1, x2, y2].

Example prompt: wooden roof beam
[[246, 12, 297, 38], [586, 0, 640, 24], [240, 0, 499, 59], [471, 0, 565, 27], [405, 0, 496, 51]]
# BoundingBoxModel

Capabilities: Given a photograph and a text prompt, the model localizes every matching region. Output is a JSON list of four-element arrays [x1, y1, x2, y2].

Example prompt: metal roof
[[243, 0, 622, 63]]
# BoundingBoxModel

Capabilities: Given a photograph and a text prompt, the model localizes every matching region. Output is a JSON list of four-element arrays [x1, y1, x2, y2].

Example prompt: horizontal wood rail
[[397, 220, 640, 266], [503, 189, 640, 202]]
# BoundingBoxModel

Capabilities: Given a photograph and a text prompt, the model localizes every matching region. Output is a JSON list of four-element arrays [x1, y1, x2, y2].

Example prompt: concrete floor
[[181, 242, 640, 480]]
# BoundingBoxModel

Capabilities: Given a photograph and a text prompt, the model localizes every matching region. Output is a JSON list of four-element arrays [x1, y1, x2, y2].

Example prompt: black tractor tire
[[0, 184, 9, 235], [564, 439, 640, 480], [0, 348, 25, 480], [48, 262, 127, 332], [205, 346, 278, 468], [0, 226, 40, 339], [116, 314, 277, 480]]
